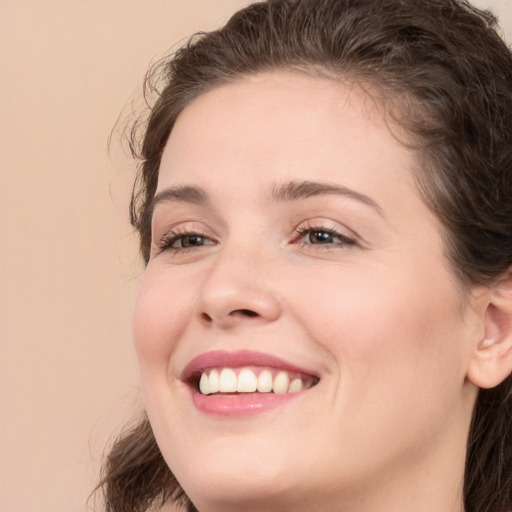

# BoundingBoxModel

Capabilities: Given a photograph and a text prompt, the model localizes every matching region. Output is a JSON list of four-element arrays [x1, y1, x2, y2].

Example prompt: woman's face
[[134, 72, 482, 511]]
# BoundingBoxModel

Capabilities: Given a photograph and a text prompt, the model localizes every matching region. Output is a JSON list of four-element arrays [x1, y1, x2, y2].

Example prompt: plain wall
[[1, 1, 510, 512], [0, 2, 251, 511]]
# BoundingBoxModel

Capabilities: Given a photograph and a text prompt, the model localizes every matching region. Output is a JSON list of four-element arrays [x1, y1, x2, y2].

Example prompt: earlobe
[[466, 272, 512, 389]]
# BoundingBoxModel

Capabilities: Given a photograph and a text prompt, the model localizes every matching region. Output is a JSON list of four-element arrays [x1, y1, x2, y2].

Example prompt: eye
[[172, 234, 210, 248], [158, 229, 216, 253], [305, 230, 338, 244], [293, 223, 356, 248]]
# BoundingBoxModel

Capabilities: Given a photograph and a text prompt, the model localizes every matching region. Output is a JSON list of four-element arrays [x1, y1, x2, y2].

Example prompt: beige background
[[1, 2, 510, 512]]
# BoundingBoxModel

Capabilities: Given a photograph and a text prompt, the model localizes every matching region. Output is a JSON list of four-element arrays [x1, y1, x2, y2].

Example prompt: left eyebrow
[[151, 185, 209, 207], [147, 185, 209, 221], [270, 180, 384, 216]]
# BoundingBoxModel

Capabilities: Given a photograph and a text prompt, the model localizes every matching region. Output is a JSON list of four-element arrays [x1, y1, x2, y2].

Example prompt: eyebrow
[[271, 180, 383, 216], [150, 185, 209, 216], [150, 180, 383, 216]]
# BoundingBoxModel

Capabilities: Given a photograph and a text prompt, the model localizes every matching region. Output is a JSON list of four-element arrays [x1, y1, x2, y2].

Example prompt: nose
[[194, 246, 282, 329]]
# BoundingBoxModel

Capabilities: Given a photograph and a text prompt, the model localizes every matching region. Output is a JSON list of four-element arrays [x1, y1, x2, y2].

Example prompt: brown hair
[[97, 1, 512, 511]]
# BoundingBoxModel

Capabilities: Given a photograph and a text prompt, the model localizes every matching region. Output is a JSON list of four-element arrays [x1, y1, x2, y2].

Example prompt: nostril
[[232, 309, 259, 318], [201, 312, 213, 323], [199, 309, 258, 324]]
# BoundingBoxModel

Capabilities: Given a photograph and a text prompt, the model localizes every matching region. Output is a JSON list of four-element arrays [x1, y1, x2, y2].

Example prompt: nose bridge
[[195, 237, 281, 327]]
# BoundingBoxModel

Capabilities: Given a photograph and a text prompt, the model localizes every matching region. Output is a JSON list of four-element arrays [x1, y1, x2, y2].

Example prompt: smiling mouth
[[182, 350, 320, 415], [197, 367, 319, 396]]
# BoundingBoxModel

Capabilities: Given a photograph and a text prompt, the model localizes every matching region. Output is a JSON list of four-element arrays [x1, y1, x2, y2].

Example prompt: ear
[[466, 271, 512, 389]]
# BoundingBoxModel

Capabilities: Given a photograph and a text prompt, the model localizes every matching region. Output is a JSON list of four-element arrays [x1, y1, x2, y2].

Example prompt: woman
[[98, 0, 512, 511]]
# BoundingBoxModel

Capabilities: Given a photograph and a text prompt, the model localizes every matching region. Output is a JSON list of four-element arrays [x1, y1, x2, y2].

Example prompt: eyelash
[[156, 223, 356, 255], [158, 227, 216, 253], [293, 223, 356, 248]]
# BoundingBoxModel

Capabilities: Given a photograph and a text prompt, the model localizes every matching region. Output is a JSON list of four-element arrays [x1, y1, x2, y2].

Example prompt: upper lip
[[182, 349, 319, 384]]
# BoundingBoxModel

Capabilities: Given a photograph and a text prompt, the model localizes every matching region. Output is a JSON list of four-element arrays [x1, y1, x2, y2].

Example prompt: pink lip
[[182, 349, 317, 381], [182, 350, 318, 417]]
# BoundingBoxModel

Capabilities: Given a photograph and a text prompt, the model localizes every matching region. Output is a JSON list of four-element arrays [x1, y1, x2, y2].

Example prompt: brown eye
[[178, 234, 207, 248], [308, 230, 336, 244], [293, 225, 356, 248], [158, 230, 216, 253]]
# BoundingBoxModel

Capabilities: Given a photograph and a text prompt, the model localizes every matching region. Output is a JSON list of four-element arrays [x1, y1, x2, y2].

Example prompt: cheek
[[132, 267, 194, 375], [287, 267, 469, 471], [292, 262, 467, 395]]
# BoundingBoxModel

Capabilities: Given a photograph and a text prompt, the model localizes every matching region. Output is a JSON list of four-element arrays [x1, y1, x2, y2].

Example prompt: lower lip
[[191, 389, 304, 416]]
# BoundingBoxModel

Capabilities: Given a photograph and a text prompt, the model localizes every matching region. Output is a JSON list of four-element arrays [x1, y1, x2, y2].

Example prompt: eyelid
[[151, 217, 361, 259], [292, 220, 358, 246], [162, 229, 214, 247], [152, 222, 218, 256]]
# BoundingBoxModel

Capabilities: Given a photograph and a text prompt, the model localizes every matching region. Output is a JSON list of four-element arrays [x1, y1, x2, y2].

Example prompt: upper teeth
[[198, 367, 315, 395]]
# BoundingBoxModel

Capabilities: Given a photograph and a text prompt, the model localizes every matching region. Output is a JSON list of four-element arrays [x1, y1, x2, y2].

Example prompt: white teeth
[[257, 369, 273, 392], [198, 367, 316, 395], [208, 369, 220, 393], [272, 371, 290, 394], [199, 373, 210, 395], [218, 368, 237, 392], [237, 368, 258, 392], [288, 378, 304, 393]]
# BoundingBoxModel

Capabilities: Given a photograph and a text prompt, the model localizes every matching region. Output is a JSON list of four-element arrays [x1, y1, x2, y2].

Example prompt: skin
[[133, 71, 491, 512]]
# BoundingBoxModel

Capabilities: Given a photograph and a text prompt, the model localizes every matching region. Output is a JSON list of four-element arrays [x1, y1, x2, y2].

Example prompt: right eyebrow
[[149, 185, 209, 217], [271, 180, 384, 217]]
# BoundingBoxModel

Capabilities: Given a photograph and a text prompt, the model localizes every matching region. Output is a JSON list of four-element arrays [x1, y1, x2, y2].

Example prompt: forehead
[[157, 71, 418, 207]]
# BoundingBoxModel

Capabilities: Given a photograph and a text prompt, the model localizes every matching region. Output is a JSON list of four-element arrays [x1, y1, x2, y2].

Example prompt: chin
[[184, 478, 297, 512], [170, 439, 302, 511]]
